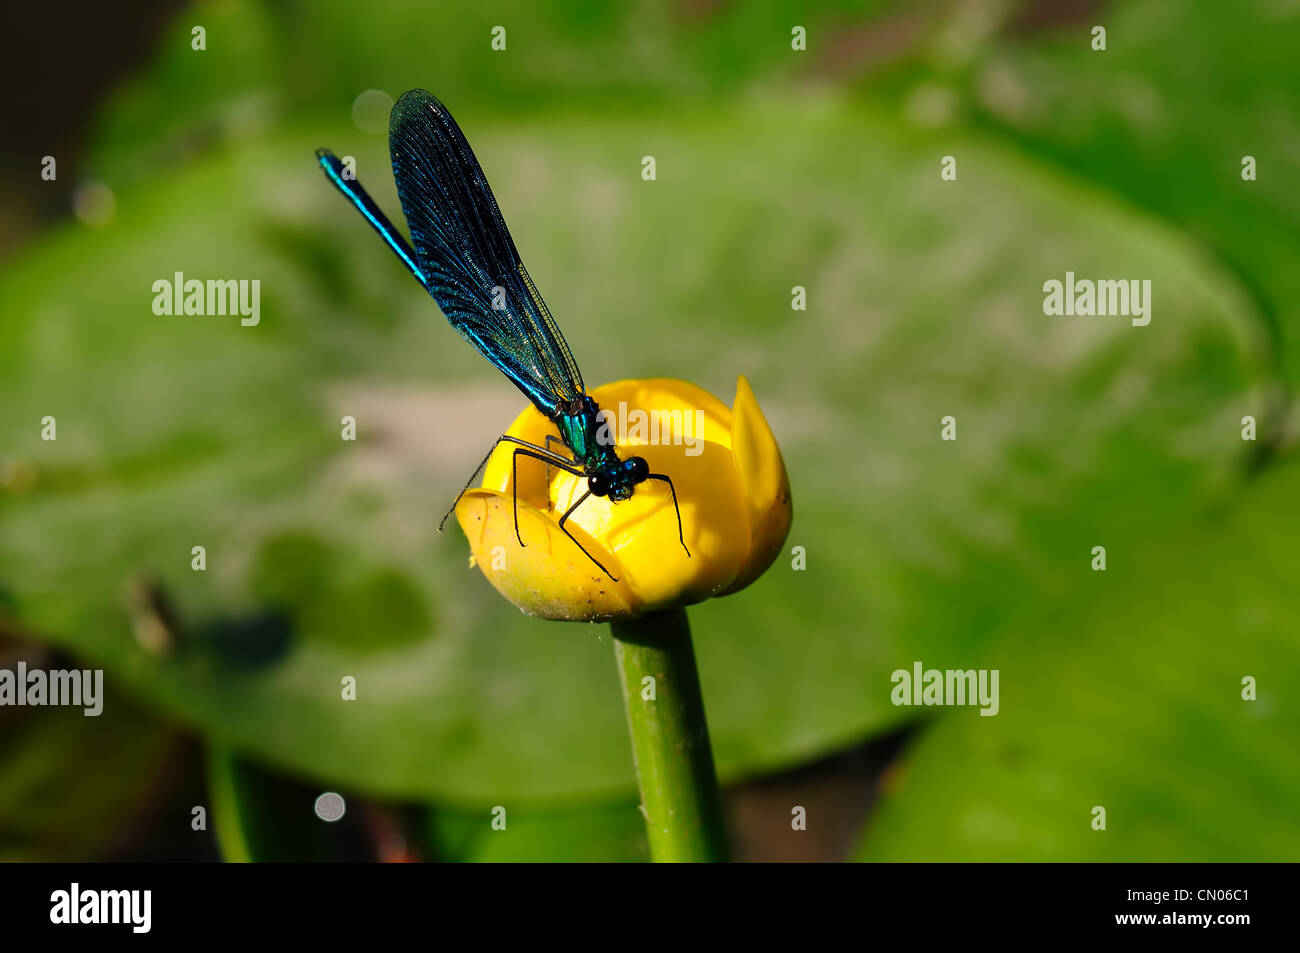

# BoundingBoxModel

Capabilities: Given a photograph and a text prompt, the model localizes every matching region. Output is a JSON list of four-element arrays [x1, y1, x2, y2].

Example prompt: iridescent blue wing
[[387, 89, 584, 414]]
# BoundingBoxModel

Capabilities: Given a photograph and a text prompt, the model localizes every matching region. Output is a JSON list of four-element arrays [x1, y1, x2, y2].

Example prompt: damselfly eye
[[588, 473, 609, 497], [629, 457, 649, 482]]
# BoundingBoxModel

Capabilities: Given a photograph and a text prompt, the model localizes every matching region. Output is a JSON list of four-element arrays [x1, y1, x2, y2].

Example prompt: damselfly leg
[[508, 447, 621, 581], [438, 434, 569, 532], [648, 473, 691, 558], [439, 435, 690, 583]]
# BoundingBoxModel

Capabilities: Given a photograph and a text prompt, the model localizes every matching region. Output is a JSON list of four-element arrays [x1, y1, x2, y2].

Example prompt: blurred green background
[[1, 0, 1298, 861]]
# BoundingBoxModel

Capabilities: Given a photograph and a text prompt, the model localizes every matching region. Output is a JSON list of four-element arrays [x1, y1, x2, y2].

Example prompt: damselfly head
[[588, 456, 650, 502]]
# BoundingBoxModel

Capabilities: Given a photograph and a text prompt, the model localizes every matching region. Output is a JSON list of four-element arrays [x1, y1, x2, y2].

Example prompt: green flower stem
[[611, 608, 728, 862]]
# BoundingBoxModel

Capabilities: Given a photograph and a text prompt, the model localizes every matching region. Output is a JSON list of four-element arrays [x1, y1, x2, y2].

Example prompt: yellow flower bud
[[455, 376, 792, 621]]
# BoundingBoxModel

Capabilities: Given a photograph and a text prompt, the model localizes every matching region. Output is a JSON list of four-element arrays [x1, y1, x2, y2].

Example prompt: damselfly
[[316, 90, 688, 580]]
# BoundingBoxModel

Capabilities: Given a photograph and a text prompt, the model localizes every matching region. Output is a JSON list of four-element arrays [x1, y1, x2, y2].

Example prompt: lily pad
[[855, 459, 1300, 861], [425, 800, 647, 863], [0, 103, 1267, 801], [921, 0, 1300, 387]]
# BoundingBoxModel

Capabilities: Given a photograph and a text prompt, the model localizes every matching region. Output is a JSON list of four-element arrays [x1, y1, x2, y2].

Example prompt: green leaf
[[855, 460, 1300, 861], [425, 800, 647, 863], [207, 745, 648, 862], [87, 0, 921, 185], [0, 676, 175, 861], [207, 746, 370, 862], [0, 104, 1266, 801], [925, 0, 1300, 385]]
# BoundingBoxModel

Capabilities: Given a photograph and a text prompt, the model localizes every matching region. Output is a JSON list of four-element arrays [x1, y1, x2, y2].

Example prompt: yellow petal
[[587, 378, 734, 451], [454, 489, 640, 620], [480, 405, 556, 509], [719, 375, 792, 596], [549, 440, 751, 609]]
